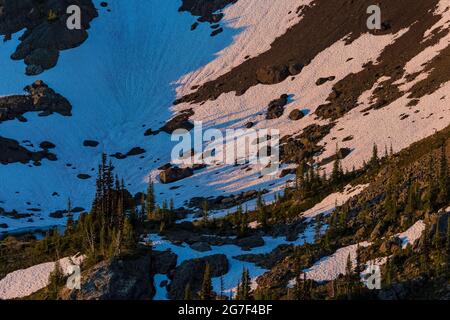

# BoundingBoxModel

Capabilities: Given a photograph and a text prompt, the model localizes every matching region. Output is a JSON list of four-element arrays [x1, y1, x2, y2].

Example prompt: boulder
[[266, 94, 289, 119], [39, 141, 56, 149], [288, 109, 305, 121], [234, 235, 265, 250], [190, 242, 212, 252], [151, 250, 178, 274], [66, 255, 154, 300], [24, 48, 59, 73], [127, 147, 146, 156], [288, 62, 304, 75], [256, 65, 290, 85], [83, 140, 99, 147]]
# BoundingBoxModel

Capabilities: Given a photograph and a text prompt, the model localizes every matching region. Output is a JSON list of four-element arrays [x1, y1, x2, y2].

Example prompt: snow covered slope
[[1, 0, 450, 236]]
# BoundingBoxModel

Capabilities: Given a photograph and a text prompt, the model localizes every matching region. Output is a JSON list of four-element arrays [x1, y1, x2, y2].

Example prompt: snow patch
[[0, 254, 83, 300]]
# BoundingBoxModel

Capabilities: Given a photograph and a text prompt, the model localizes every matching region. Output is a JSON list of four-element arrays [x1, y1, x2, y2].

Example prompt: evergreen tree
[[140, 193, 146, 222], [200, 263, 213, 300], [219, 276, 225, 300], [437, 144, 449, 206], [236, 268, 252, 300], [47, 261, 66, 299], [424, 156, 438, 212], [256, 192, 268, 228], [184, 283, 192, 300], [146, 179, 156, 219], [66, 198, 74, 234]]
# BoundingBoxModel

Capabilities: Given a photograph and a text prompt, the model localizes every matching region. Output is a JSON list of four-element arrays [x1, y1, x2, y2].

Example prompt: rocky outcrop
[[151, 250, 178, 275], [0, 80, 72, 122], [0, 136, 57, 165], [257, 65, 290, 85], [233, 235, 264, 250], [234, 244, 295, 269], [280, 123, 334, 164], [288, 109, 305, 121], [0, 0, 98, 75], [189, 242, 212, 252], [111, 147, 146, 160], [66, 254, 154, 300], [176, 0, 447, 113], [178, 0, 238, 23], [168, 254, 229, 300], [159, 166, 194, 184], [266, 94, 289, 120]]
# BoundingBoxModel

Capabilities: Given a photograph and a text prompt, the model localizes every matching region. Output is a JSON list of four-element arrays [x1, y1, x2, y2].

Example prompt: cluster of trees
[[381, 215, 450, 294], [71, 154, 138, 263]]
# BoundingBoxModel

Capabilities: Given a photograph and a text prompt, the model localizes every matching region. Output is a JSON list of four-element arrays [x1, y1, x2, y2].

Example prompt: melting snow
[[0, 254, 83, 300]]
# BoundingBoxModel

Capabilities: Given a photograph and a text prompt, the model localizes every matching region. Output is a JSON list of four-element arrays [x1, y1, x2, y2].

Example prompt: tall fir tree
[[200, 263, 213, 300], [236, 267, 252, 300]]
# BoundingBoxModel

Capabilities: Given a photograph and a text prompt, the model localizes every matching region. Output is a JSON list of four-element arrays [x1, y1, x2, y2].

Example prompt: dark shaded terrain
[[0, 0, 97, 75]]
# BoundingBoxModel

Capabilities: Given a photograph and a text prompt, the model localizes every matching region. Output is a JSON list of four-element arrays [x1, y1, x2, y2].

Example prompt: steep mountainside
[[0, 0, 449, 301]]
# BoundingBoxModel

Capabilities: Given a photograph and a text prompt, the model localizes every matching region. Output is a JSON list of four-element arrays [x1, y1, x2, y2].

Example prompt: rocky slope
[[0, 0, 449, 301]]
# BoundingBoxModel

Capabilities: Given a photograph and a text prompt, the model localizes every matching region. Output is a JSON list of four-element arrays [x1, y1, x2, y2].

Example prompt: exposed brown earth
[[175, 0, 448, 124]]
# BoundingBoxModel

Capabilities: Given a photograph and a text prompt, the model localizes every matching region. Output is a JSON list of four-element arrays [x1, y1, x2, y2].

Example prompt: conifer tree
[[295, 162, 306, 192], [219, 276, 225, 300], [202, 200, 209, 226], [200, 263, 213, 300], [331, 145, 343, 185], [184, 283, 192, 300], [256, 192, 268, 228], [437, 144, 449, 206], [47, 261, 65, 299], [139, 193, 146, 223], [66, 198, 74, 233], [370, 143, 379, 168]]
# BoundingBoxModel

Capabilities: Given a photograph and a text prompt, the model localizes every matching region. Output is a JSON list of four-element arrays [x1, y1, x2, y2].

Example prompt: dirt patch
[[175, 0, 447, 122]]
